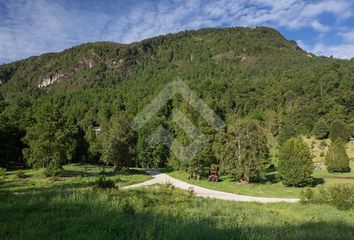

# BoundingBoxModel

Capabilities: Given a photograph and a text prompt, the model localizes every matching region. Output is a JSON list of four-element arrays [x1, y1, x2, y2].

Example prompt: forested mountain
[[0, 26, 353, 170]]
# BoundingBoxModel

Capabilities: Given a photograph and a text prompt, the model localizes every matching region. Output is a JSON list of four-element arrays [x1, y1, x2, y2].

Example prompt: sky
[[0, 0, 354, 64]]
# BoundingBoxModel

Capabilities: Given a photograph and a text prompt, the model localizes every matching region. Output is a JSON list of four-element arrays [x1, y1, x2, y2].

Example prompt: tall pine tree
[[325, 139, 350, 173], [278, 137, 313, 187]]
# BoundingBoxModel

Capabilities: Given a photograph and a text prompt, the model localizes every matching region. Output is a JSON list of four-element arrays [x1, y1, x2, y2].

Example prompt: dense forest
[[0, 26, 353, 182]]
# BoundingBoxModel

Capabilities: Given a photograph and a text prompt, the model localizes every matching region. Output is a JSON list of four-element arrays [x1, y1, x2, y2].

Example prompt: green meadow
[[1, 164, 353, 240]]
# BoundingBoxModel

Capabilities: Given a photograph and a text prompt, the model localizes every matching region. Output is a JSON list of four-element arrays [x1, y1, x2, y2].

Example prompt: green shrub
[[301, 185, 354, 210], [96, 176, 116, 189], [329, 185, 354, 210], [44, 167, 64, 177], [329, 120, 349, 142], [325, 139, 351, 173], [278, 137, 313, 187], [313, 119, 329, 139]]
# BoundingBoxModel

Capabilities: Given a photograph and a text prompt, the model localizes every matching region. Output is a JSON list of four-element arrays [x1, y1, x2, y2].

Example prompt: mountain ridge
[[0, 26, 317, 95]]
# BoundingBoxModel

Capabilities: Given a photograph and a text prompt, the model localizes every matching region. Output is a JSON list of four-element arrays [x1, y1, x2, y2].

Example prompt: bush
[[313, 119, 329, 139], [278, 137, 313, 187], [0, 167, 6, 180], [44, 167, 64, 177], [96, 176, 116, 189], [300, 187, 315, 204], [325, 139, 351, 173], [301, 185, 354, 210], [329, 120, 349, 142]]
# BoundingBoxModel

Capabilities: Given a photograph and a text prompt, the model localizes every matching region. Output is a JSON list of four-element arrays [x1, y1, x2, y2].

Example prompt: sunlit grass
[[1, 164, 151, 193]]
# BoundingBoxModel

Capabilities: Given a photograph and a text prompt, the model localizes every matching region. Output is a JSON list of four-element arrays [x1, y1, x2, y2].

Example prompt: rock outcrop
[[38, 73, 64, 88]]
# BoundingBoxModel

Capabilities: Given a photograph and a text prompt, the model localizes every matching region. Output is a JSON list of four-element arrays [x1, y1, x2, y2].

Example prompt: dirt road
[[123, 171, 300, 203]]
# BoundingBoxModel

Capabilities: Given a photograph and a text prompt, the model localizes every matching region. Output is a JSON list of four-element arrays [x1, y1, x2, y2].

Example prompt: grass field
[[0, 164, 151, 193], [1, 179, 354, 239]]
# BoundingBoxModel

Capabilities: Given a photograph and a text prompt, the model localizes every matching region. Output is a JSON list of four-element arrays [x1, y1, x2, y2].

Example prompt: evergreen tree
[[278, 137, 313, 187], [216, 120, 270, 183], [313, 119, 329, 139], [329, 119, 349, 142], [325, 139, 351, 173], [100, 112, 136, 170], [187, 142, 216, 178], [22, 103, 77, 169]]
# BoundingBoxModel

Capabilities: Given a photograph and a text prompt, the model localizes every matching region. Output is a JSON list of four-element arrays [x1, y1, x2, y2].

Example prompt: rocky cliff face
[[38, 73, 64, 88]]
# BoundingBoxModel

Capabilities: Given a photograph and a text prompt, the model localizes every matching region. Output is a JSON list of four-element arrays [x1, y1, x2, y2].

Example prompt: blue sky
[[1, 0, 354, 63]]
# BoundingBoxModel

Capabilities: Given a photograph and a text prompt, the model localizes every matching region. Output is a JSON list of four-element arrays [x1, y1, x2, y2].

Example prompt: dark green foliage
[[329, 120, 349, 142], [301, 185, 354, 210], [313, 119, 329, 139], [325, 139, 351, 173], [43, 166, 64, 177], [0, 27, 353, 170], [278, 124, 297, 146], [96, 176, 116, 189], [22, 102, 77, 169], [215, 120, 270, 183], [100, 112, 136, 170], [188, 143, 216, 178], [278, 137, 313, 187], [136, 119, 169, 168]]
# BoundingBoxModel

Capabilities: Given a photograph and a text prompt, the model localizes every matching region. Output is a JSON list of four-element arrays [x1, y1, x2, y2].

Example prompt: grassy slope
[[168, 139, 354, 198]]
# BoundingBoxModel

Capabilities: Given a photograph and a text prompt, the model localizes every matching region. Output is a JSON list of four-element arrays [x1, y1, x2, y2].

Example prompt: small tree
[[278, 137, 313, 187], [329, 119, 349, 142], [100, 112, 136, 171], [313, 119, 329, 139], [325, 139, 350, 173]]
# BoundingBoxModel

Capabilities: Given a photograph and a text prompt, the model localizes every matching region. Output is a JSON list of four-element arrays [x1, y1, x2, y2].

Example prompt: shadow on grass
[[312, 177, 325, 186], [0, 189, 353, 240]]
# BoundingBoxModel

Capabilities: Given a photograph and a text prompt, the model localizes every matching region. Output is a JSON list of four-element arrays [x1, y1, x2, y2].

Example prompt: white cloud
[[311, 43, 354, 59], [339, 29, 354, 42], [0, 0, 353, 62], [311, 20, 330, 32]]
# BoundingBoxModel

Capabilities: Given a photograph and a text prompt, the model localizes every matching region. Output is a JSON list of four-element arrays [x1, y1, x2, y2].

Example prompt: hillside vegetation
[[0, 26, 353, 179]]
